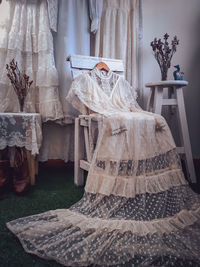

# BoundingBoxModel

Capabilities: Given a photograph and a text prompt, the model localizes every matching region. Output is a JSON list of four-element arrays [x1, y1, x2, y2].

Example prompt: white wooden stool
[[145, 80, 196, 183]]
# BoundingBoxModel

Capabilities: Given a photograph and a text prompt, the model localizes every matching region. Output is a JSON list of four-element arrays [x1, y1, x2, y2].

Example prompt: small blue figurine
[[173, 65, 184, 80]]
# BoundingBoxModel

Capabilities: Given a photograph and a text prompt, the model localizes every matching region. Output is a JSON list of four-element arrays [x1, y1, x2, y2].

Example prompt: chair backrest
[[67, 54, 124, 79]]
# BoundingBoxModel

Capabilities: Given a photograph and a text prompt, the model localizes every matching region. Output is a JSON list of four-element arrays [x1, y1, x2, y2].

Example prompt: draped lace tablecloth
[[0, 112, 42, 155]]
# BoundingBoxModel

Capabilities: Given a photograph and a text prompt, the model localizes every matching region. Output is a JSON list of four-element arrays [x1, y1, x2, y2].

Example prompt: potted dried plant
[[150, 33, 179, 80], [6, 59, 33, 112]]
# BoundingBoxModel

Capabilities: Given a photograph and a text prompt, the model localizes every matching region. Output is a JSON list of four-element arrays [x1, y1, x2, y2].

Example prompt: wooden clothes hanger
[[96, 62, 110, 72]]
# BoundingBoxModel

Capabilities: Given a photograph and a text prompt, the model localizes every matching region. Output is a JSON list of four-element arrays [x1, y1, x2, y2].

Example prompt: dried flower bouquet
[[150, 33, 179, 80], [6, 59, 33, 112]]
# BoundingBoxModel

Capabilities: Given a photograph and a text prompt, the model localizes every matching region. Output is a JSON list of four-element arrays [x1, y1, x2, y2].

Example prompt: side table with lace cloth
[[0, 112, 42, 185]]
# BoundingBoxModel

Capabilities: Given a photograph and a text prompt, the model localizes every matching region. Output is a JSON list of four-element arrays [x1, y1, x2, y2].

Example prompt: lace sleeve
[[119, 78, 141, 111], [66, 75, 89, 115], [89, 0, 103, 34]]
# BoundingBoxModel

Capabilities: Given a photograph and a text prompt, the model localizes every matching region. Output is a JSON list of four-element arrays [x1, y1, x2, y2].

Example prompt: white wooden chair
[[67, 55, 124, 186]]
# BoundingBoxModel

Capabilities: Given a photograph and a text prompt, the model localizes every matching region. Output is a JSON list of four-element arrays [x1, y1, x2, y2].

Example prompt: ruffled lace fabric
[[0, 112, 42, 155], [0, 0, 63, 122], [7, 69, 200, 266]]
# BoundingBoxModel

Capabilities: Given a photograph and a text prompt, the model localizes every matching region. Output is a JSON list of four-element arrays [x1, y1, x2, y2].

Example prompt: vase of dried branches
[[17, 96, 25, 113], [6, 59, 33, 112], [150, 33, 179, 81]]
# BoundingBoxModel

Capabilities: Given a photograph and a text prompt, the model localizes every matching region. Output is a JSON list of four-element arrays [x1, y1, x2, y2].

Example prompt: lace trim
[[85, 169, 187, 198], [0, 139, 40, 155], [0, 113, 42, 155], [6, 203, 200, 239], [35, 205, 200, 237]]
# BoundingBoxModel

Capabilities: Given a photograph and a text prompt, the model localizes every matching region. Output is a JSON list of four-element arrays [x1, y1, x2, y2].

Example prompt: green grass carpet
[[0, 160, 199, 267], [0, 161, 84, 267]]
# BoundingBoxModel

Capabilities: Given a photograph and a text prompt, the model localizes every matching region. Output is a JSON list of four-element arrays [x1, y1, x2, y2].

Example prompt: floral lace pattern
[[0, 112, 42, 155]]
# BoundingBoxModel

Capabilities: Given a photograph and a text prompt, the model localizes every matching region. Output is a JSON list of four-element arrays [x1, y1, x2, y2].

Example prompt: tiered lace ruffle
[[7, 186, 200, 266]]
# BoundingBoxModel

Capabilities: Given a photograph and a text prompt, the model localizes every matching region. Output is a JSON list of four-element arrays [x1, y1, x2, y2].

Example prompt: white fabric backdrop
[[39, 0, 91, 162]]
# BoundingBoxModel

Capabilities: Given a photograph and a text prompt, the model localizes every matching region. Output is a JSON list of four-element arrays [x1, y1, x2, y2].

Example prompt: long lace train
[[7, 183, 200, 266]]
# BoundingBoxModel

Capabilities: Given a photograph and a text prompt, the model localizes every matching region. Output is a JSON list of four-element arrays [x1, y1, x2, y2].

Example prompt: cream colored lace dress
[[0, 0, 63, 122], [7, 68, 200, 266]]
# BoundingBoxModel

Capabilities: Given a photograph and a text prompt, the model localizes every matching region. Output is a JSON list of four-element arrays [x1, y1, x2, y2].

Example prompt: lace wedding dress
[[0, 0, 63, 122], [7, 68, 200, 266]]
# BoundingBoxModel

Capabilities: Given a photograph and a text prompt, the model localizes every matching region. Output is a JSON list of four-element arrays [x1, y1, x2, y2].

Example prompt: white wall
[[142, 0, 200, 158]]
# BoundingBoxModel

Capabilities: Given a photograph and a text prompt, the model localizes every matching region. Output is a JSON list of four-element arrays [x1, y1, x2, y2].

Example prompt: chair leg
[[74, 118, 84, 186]]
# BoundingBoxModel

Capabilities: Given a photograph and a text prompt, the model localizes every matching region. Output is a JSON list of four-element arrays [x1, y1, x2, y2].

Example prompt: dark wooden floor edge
[[39, 160, 74, 169]]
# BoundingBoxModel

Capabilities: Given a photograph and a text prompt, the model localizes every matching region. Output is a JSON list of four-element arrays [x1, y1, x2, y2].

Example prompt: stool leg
[[176, 87, 196, 183], [74, 118, 84, 186], [146, 88, 152, 111], [153, 86, 163, 114]]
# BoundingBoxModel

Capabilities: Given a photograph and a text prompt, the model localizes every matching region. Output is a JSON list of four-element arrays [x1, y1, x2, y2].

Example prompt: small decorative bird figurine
[[173, 65, 184, 80]]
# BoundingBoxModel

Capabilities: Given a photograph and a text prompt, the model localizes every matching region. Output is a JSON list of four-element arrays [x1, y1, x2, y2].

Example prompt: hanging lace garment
[[94, 0, 141, 87], [7, 68, 200, 266], [0, 0, 63, 122]]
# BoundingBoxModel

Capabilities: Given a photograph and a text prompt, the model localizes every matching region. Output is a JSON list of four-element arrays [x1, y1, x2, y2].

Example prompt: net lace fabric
[[7, 69, 200, 266]]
